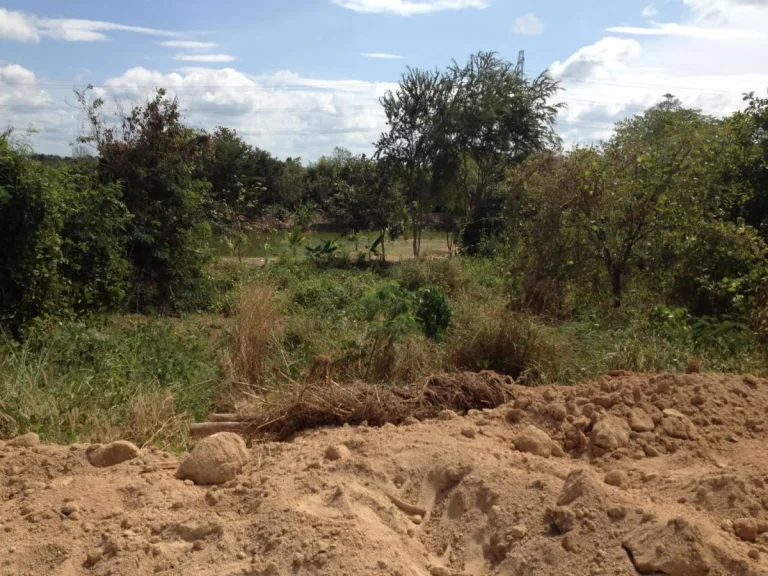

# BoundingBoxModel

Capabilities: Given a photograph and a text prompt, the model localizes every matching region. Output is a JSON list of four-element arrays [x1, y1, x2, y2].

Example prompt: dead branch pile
[[192, 371, 515, 440]]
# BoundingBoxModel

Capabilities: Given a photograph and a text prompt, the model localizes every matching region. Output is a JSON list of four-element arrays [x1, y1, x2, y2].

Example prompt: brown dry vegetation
[[224, 284, 285, 391]]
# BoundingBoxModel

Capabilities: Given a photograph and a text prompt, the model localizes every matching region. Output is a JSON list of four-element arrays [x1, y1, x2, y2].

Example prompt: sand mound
[[3, 371, 768, 575]]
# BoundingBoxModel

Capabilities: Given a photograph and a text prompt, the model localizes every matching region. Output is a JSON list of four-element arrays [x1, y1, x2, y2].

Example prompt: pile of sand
[[3, 371, 768, 575]]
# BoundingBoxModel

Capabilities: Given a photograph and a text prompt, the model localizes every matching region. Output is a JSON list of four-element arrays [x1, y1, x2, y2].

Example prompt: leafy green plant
[[305, 239, 340, 262], [415, 287, 452, 341]]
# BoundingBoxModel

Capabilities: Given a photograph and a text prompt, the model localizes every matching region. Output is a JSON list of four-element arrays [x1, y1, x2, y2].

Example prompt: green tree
[[448, 52, 562, 253], [376, 67, 453, 257], [79, 88, 213, 311], [0, 132, 129, 336], [326, 154, 404, 260]]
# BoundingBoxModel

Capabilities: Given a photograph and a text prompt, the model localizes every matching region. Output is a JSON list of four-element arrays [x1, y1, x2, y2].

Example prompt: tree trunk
[[412, 221, 420, 258], [611, 268, 622, 308], [380, 230, 386, 262]]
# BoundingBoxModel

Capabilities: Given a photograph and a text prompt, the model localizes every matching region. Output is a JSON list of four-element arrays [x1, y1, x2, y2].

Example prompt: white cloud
[[363, 52, 405, 59], [331, 0, 490, 16], [0, 8, 39, 42], [551, 0, 768, 147], [606, 21, 766, 39], [97, 67, 398, 160], [173, 53, 237, 63], [642, 5, 659, 17], [512, 12, 544, 35], [0, 64, 77, 155], [158, 40, 217, 49], [0, 7, 185, 43]]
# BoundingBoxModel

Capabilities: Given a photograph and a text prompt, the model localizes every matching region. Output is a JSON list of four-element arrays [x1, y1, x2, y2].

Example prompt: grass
[[1, 255, 766, 445]]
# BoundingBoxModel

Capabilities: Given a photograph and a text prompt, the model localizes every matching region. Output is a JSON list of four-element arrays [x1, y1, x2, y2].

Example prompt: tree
[[729, 93, 768, 239], [448, 52, 562, 253], [376, 67, 453, 257], [0, 131, 129, 336], [326, 154, 403, 260], [78, 88, 213, 311]]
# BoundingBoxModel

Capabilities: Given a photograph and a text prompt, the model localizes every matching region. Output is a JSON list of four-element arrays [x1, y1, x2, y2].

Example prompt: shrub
[[0, 135, 129, 336], [446, 303, 559, 381], [416, 287, 452, 341]]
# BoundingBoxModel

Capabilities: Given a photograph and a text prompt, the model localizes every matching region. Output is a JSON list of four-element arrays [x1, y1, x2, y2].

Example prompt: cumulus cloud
[[0, 7, 184, 43], [158, 40, 216, 49], [173, 53, 237, 63], [331, 0, 490, 16], [551, 0, 768, 147], [0, 64, 78, 154], [0, 8, 39, 42], [512, 12, 544, 35], [642, 5, 659, 17], [97, 67, 398, 160], [363, 52, 404, 59]]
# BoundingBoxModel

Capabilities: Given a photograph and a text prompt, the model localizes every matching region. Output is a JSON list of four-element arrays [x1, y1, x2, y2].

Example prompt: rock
[[562, 532, 582, 553], [733, 518, 758, 542], [324, 445, 351, 461], [590, 415, 631, 454], [506, 409, 525, 424], [8, 433, 40, 448], [509, 524, 527, 540], [661, 409, 698, 440], [558, 469, 602, 506], [513, 425, 552, 458], [429, 567, 452, 576], [403, 416, 421, 426], [461, 427, 477, 439], [175, 433, 249, 485], [623, 518, 713, 576], [628, 408, 655, 433], [748, 548, 760, 560], [438, 409, 458, 421], [86, 441, 140, 468], [604, 470, 630, 489]]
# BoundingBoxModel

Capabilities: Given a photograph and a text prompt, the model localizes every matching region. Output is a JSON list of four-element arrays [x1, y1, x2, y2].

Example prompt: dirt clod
[[175, 432, 249, 485], [86, 440, 140, 468], [513, 425, 553, 457], [8, 432, 40, 448], [734, 517, 758, 542], [590, 415, 631, 454]]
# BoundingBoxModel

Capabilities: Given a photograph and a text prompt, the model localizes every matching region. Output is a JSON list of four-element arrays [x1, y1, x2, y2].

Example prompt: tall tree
[[376, 67, 453, 257], [449, 51, 562, 252], [78, 88, 213, 311]]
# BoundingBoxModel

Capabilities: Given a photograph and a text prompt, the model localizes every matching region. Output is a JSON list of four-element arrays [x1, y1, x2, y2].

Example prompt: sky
[[1, 0, 767, 160]]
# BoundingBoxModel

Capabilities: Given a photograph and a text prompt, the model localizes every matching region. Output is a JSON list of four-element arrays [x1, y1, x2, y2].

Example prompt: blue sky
[[1, 0, 767, 158]]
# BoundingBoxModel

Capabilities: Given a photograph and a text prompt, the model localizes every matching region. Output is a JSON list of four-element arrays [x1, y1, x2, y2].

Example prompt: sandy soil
[[3, 371, 768, 575]]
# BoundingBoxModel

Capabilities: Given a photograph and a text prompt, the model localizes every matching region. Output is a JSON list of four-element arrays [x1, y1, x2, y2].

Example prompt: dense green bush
[[0, 135, 129, 336], [81, 89, 213, 312]]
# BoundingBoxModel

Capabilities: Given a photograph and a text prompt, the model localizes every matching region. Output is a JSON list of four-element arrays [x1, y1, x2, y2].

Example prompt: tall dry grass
[[225, 283, 285, 391]]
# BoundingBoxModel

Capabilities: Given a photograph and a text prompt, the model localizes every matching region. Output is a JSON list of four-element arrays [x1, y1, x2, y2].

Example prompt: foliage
[[376, 67, 454, 257], [0, 132, 129, 336], [415, 287, 452, 340], [78, 88, 213, 312]]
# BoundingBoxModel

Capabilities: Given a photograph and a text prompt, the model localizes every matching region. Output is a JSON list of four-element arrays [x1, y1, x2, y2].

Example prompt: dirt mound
[[3, 371, 768, 575]]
